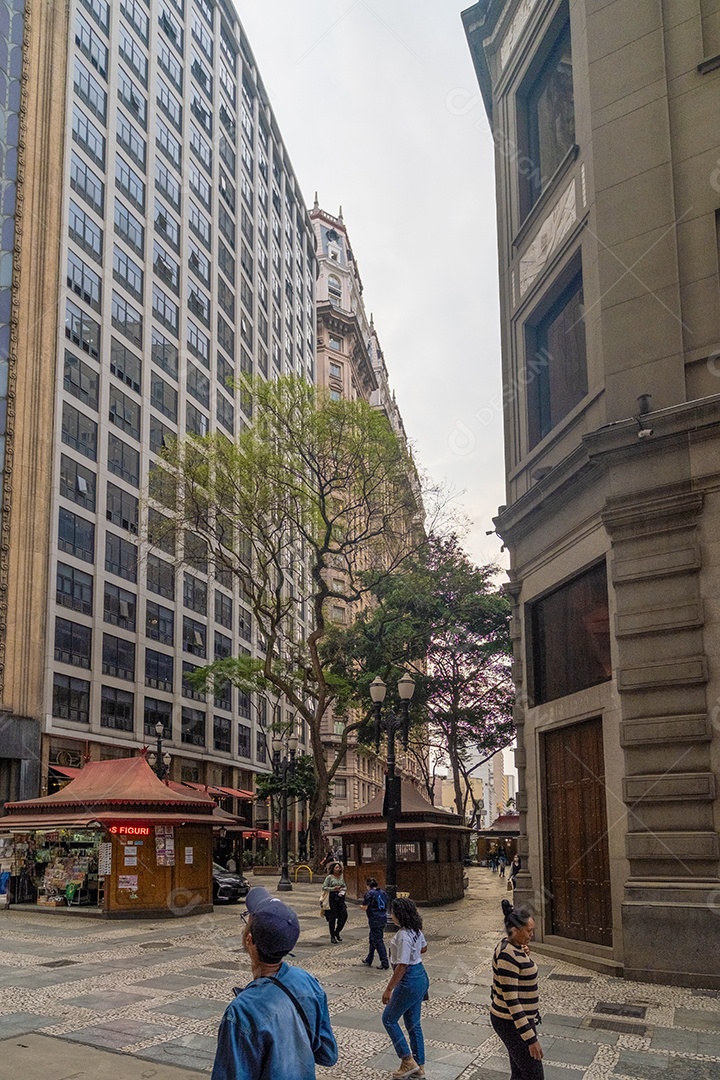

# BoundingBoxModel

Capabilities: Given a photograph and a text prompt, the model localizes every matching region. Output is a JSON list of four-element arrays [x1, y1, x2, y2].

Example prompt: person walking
[[508, 854, 521, 891], [490, 849, 498, 873], [211, 887, 338, 1080], [498, 849, 507, 878], [381, 897, 429, 1079], [322, 861, 348, 943], [490, 898, 544, 1080], [361, 877, 389, 970]]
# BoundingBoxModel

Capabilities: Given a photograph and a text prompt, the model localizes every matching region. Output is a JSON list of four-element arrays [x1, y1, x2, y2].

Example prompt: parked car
[[212, 862, 250, 903]]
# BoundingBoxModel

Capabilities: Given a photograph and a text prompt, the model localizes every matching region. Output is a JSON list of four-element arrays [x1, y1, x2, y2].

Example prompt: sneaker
[[392, 1058, 420, 1078], [335, 935, 343, 942], [330, 937, 338, 944], [415, 1068, 426, 1079], [361, 959, 372, 967], [380, 962, 390, 969]]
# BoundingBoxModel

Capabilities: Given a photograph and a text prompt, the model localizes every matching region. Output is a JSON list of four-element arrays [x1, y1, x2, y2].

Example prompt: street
[[0, 869, 718, 1079]]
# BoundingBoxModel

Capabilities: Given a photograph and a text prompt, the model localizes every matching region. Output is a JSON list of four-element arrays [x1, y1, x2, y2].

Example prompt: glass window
[[61, 400, 97, 460], [520, 21, 575, 216], [145, 697, 172, 738], [55, 616, 92, 668], [191, 48, 212, 97], [183, 615, 207, 658], [146, 598, 174, 644], [67, 249, 101, 311], [214, 715, 231, 753], [121, 0, 148, 43], [159, 4, 184, 51], [118, 23, 147, 85], [70, 151, 104, 214], [117, 65, 147, 128], [154, 198, 180, 251], [256, 730, 267, 763], [156, 116, 182, 170], [53, 673, 90, 723], [189, 200, 211, 248], [157, 76, 182, 131], [60, 453, 96, 510], [58, 507, 95, 563], [190, 123, 212, 172], [184, 531, 208, 574], [219, 205, 235, 249], [189, 159, 211, 210], [153, 240, 180, 294], [150, 414, 175, 455], [108, 383, 140, 440], [155, 159, 181, 211], [151, 328, 179, 380], [529, 560, 611, 706], [116, 154, 145, 211], [102, 633, 135, 680], [181, 706, 206, 746], [188, 281, 210, 326], [110, 337, 142, 394], [106, 481, 139, 533], [187, 363, 210, 407], [111, 290, 143, 346], [114, 198, 144, 255], [56, 563, 93, 615], [75, 12, 108, 77], [107, 432, 140, 486], [105, 531, 137, 581], [116, 110, 146, 168], [148, 507, 175, 556], [216, 390, 234, 433], [147, 553, 175, 600], [79, 0, 109, 33], [145, 647, 173, 691], [238, 723, 251, 757], [74, 59, 106, 121], [526, 269, 587, 448], [187, 319, 210, 366], [103, 580, 136, 629], [158, 37, 183, 92], [113, 244, 144, 301], [184, 572, 207, 615], [150, 371, 178, 422], [186, 401, 209, 437], [64, 350, 98, 408], [215, 590, 232, 629], [217, 314, 234, 358], [191, 89, 212, 135], [152, 284, 179, 335], [188, 238, 210, 286], [182, 661, 205, 700], [100, 685, 135, 731]]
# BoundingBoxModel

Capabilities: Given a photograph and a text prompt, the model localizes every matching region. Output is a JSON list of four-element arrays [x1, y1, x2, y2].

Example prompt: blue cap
[[245, 887, 300, 959]]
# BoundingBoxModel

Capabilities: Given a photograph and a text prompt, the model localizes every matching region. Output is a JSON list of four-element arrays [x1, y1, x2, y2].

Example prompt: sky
[[238, 0, 508, 567]]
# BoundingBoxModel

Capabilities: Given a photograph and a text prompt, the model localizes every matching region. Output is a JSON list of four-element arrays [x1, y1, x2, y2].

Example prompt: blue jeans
[[365, 921, 388, 966], [382, 962, 429, 1065]]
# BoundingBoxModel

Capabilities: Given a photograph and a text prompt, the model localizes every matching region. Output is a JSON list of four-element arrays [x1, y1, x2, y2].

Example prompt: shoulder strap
[[266, 975, 314, 1047]]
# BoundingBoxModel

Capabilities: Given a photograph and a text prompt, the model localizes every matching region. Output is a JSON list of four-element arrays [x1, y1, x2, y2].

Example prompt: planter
[[251, 866, 280, 876]]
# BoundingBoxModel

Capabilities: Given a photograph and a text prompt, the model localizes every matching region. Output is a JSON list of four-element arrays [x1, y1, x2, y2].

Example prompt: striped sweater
[[490, 938, 540, 1043]]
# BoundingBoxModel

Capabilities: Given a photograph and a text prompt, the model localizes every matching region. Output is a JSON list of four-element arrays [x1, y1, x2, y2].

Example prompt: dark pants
[[326, 893, 347, 939], [491, 1014, 544, 1080], [365, 920, 388, 966]]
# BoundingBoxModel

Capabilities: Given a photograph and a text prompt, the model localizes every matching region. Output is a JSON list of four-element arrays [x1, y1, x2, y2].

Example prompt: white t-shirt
[[389, 927, 427, 967]]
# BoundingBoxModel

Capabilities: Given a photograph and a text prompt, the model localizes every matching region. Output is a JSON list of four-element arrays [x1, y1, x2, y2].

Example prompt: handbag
[[320, 889, 330, 912]]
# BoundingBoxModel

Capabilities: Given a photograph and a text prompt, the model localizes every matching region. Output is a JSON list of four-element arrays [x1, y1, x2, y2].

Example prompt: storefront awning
[[327, 821, 473, 836], [1, 810, 224, 830], [216, 786, 254, 800]]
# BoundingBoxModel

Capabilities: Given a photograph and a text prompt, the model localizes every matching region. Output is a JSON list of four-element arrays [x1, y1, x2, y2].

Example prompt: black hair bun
[[501, 898, 514, 917]]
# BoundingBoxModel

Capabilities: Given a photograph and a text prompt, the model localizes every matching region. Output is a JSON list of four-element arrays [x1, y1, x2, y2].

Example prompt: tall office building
[[463, 0, 720, 986], [0, 0, 316, 811], [310, 202, 423, 819]]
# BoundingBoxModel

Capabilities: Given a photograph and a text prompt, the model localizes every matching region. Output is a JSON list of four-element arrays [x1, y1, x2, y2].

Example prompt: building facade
[[311, 202, 423, 821], [1, 0, 316, 813], [463, 0, 720, 986]]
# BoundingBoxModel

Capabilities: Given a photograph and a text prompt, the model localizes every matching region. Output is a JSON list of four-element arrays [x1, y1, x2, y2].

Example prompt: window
[[217, 352, 233, 390], [146, 599, 174, 644], [106, 531, 137, 581], [186, 401, 209, 438], [188, 238, 210, 286], [150, 415, 175, 455], [152, 284, 179, 334], [184, 531, 208, 575], [118, 23, 147, 85], [56, 563, 93, 615], [214, 716, 231, 753], [528, 560, 611, 706], [214, 590, 232, 629], [217, 314, 235, 359], [75, 13, 108, 77], [159, 4, 183, 51], [102, 633, 135, 680], [219, 205, 235, 248], [156, 117, 181, 170], [58, 507, 94, 563], [151, 327, 179, 379], [100, 686, 134, 731], [330, 389, 341, 403], [107, 433, 139, 486], [111, 290, 143, 347], [103, 581, 136, 629], [145, 697, 172, 738], [191, 90, 212, 134], [187, 363, 210, 408], [519, 19, 575, 216], [74, 59, 106, 121], [188, 281, 210, 326], [158, 37, 183, 92], [79, 0, 109, 33], [183, 615, 206, 658], [67, 250, 101, 311], [181, 706, 206, 746], [189, 200, 211, 248], [116, 110, 146, 168], [191, 49, 212, 97], [328, 274, 341, 304], [70, 151, 104, 215], [153, 241, 179, 296], [109, 383, 140, 439], [151, 371, 178, 421], [184, 573, 207, 614], [219, 239, 235, 282], [256, 731, 267, 763], [60, 453, 96, 510], [114, 198, 144, 255], [106, 481, 139, 533], [237, 723, 251, 757], [329, 360, 342, 380], [328, 334, 343, 353], [238, 606, 252, 640], [147, 553, 175, 600], [117, 66, 147, 128], [217, 391, 234, 433], [220, 133, 236, 174], [189, 160, 211, 210], [145, 648, 173, 691], [190, 124, 212, 174], [53, 673, 91, 723], [526, 267, 587, 448], [148, 507, 175, 555], [217, 277, 234, 320], [157, 75, 182, 130], [155, 197, 180, 249], [61, 401, 97, 460], [334, 778, 347, 799], [64, 350, 98, 408], [55, 617, 92, 668], [187, 320, 210, 366], [110, 338, 142, 394], [116, 154, 145, 211], [113, 245, 144, 301], [155, 159, 181, 211], [182, 661, 204, 702]]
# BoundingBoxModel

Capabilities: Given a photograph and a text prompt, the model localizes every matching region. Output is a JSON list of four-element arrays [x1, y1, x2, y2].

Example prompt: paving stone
[[421, 1017, 495, 1047], [334, 1007, 387, 1035], [673, 1008, 720, 1032], [64, 1018, 176, 1050], [618, 1049, 670, 1071], [368, 1045, 476, 1080], [132, 974, 204, 992], [152, 996, 228, 1020], [649, 1027, 700, 1054], [65, 990, 149, 1012], [0, 1013, 54, 1038], [545, 1036, 598, 1066], [134, 1033, 219, 1071]]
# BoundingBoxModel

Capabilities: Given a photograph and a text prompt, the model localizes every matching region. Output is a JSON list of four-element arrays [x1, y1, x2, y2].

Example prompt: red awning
[[216, 786, 254, 800], [49, 766, 82, 779]]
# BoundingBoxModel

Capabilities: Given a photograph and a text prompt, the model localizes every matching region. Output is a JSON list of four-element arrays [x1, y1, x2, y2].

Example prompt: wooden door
[[542, 717, 612, 946]]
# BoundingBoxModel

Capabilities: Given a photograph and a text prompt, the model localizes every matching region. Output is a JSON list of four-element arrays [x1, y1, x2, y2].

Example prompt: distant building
[[463, 0, 720, 987]]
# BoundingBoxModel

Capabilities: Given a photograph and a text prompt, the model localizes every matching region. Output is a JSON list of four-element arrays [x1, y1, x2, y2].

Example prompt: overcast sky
[[238, 1, 507, 567]]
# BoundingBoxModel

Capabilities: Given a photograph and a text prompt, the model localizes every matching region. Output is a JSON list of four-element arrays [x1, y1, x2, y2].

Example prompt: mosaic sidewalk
[[0, 870, 718, 1078]]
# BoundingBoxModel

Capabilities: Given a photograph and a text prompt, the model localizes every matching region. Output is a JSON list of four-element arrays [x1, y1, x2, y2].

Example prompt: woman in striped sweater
[[490, 899, 544, 1079]]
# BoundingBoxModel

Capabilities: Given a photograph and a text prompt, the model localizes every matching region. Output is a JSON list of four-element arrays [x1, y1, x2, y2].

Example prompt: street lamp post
[[369, 674, 415, 904], [272, 732, 298, 892], [148, 721, 171, 781]]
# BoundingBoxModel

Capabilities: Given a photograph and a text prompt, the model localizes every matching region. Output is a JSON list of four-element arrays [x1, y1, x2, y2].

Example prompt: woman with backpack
[[361, 877, 389, 970], [381, 897, 429, 1078]]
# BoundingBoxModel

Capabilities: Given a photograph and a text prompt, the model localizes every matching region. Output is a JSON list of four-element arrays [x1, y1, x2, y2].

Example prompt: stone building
[[463, 0, 720, 987], [0, 0, 315, 812], [310, 203, 424, 822]]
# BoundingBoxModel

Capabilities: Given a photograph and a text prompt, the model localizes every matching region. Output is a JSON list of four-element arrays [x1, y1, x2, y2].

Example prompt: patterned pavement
[[0, 869, 719, 1078]]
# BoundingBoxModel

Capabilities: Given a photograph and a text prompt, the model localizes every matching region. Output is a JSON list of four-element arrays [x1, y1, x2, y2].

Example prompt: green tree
[[329, 534, 514, 820], [153, 376, 424, 863]]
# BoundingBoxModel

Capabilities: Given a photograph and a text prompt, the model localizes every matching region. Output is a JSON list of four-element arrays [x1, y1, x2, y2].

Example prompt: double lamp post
[[369, 673, 415, 903], [148, 720, 171, 780], [272, 732, 298, 892]]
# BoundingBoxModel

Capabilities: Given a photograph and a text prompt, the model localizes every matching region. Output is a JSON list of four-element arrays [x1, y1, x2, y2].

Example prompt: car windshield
[[213, 862, 231, 872]]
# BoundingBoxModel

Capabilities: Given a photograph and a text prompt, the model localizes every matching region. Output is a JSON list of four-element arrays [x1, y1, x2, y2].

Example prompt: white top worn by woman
[[389, 928, 427, 967]]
